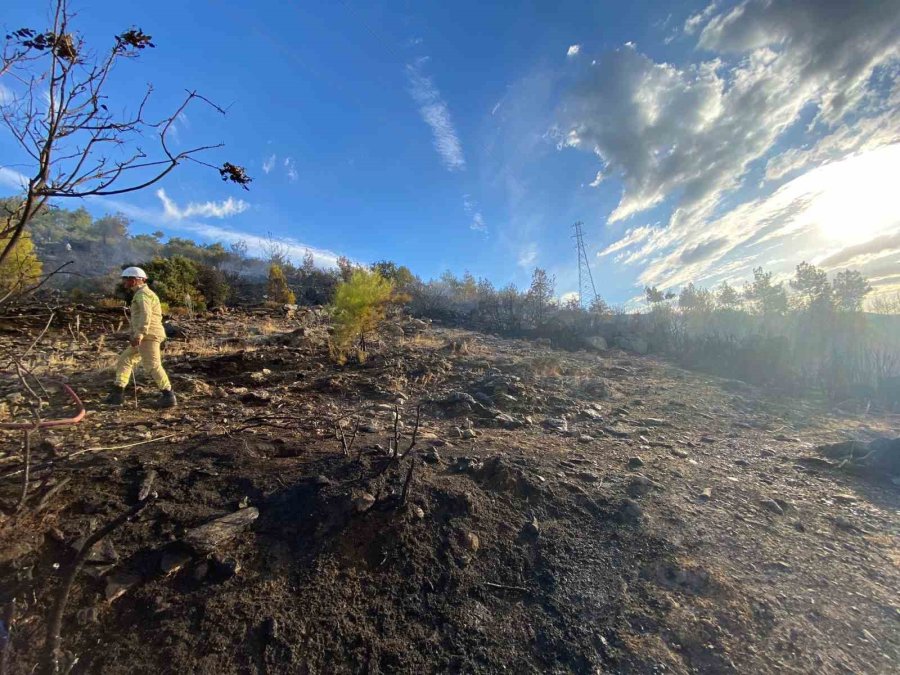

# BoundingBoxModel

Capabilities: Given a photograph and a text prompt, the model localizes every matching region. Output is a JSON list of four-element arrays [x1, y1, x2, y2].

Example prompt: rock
[[760, 499, 784, 515], [522, 516, 540, 538], [409, 505, 425, 520], [774, 434, 799, 442], [137, 469, 158, 502], [352, 491, 376, 513], [544, 417, 568, 432], [618, 499, 644, 523], [359, 422, 381, 433], [627, 474, 659, 497], [576, 471, 599, 483], [183, 507, 260, 554], [241, 391, 272, 405], [581, 407, 603, 421], [832, 493, 858, 504], [699, 487, 713, 501], [423, 448, 442, 464], [628, 457, 645, 469], [460, 531, 480, 552], [104, 572, 141, 603], [444, 391, 478, 406], [671, 448, 689, 458], [640, 418, 669, 427], [474, 392, 494, 406], [494, 413, 521, 428], [314, 475, 331, 486], [160, 550, 193, 577], [461, 428, 477, 440], [72, 537, 118, 565], [578, 434, 594, 443]]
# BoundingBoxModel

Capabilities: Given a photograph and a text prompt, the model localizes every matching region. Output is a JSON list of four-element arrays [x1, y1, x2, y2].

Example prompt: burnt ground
[[1, 306, 898, 674]]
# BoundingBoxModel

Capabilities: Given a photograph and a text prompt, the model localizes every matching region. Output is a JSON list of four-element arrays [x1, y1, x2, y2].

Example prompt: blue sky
[[2, 0, 899, 305]]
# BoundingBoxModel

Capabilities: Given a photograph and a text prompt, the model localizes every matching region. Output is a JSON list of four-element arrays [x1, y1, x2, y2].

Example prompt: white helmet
[[121, 266, 148, 279]]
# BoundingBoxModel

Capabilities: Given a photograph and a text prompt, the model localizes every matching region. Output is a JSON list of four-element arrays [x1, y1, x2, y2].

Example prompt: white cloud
[[567, 44, 581, 58], [518, 244, 537, 268], [284, 157, 298, 181], [684, 3, 718, 35], [599, 144, 900, 292], [407, 57, 466, 171], [96, 196, 343, 269], [0, 82, 14, 104], [559, 0, 900, 226], [0, 166, 28, 191], [177, 220, 342, 269], [156, 189, 249, 220], [463, 194, 488, 232], [262, 154, 276, 174], [597, 225, 653, 258]]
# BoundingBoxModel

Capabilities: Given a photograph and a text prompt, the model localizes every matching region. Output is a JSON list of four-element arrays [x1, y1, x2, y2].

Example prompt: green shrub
[[266, 263, 295, 304], [330, 269, 394, 363], [0, 231, 43, 297]]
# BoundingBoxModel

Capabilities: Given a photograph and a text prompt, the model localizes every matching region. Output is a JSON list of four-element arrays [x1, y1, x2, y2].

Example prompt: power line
[[572, 221, 597, 309]]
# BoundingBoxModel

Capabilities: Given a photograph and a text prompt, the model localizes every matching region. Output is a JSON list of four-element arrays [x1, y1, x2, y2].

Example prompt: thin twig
[[15, 430, 33, 513], [484, 581, 529, 593], [399, 405, 422, 460], [400, 458, 416, 506], [21, 311, 55, 359], [0, 434, 178, 481]]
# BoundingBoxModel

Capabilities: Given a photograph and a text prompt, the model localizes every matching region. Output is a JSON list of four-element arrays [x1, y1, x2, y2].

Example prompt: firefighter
[[105, 267, 176, 408]]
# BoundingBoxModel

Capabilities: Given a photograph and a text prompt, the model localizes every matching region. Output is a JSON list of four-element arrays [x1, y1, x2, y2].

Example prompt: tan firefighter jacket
[[130, 285, 166, 342]]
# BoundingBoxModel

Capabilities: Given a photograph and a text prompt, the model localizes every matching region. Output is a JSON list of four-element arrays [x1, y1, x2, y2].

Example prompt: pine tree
[[267, 262, 296, 304], [330, 269, 394, 362]]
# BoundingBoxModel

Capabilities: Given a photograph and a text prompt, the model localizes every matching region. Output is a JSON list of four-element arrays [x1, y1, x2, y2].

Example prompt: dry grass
[[408, 333, 445, 350], [530, 354, 564, 377]]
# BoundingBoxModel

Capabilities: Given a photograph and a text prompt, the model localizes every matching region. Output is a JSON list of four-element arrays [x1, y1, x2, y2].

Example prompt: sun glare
[[803, 144, 900, 246]]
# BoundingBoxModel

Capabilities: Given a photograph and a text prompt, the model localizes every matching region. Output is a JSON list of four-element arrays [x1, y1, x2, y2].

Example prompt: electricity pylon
[[572, 221, 598, 309]]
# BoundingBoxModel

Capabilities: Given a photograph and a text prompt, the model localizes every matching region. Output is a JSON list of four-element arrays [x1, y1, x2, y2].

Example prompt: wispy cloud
[[406, 57, 466, 171], [462, 194, 488, 233], [0, 166, 28, 190], [156, 189, 249, 219], [262, 154, 276, 174], [0, 82, 14, 104], [284, 157, 298, 181], [518, 244, 537, 268], [566, 44, 581, 57], [98, 196, 343, 269]]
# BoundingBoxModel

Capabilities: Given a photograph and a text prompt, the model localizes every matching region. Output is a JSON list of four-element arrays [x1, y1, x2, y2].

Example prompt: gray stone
[[627, 474, 659, 497], [460, 531, 480, 552], [628, 457, 645, 469], [544, 417, 568, 432], [760, 499, 784, 515], [618, 499, 644, 523], [584, 335, 608, 351]]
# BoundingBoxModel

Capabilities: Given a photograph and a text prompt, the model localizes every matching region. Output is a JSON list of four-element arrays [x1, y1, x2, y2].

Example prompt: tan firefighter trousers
[[114, 339, 171, 390]]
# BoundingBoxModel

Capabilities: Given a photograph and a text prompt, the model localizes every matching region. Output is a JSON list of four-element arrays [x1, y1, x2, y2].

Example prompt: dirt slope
[[1, 308, 898, 674]]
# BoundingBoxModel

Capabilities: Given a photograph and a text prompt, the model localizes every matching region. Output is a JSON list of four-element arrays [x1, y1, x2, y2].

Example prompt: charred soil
[[1, 307, 898, 674]]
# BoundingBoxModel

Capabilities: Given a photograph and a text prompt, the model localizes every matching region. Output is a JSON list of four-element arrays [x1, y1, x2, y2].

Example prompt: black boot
[[157, 389, 177, 408], [105, 385, 126, 405]]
